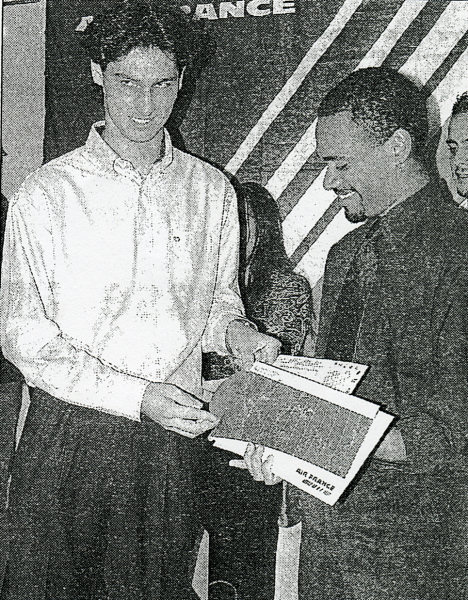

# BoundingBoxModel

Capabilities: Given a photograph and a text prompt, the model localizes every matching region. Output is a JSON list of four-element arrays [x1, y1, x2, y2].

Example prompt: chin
[[456, 187, 468, 200], [344, 208, 367, 224]]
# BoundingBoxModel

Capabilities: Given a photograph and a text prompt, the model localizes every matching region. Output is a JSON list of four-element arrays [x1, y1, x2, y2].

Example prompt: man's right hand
[[142, 382, 219, 438]]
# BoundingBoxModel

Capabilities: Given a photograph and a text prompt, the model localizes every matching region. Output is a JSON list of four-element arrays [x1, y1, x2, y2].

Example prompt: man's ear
[[390, 128, 412, 164], [91, 61, 104, 86], [178, 67, 186, 91]]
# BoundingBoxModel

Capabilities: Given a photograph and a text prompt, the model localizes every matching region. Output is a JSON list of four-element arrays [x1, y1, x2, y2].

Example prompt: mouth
[[335, 190, 356, 200], [455, 172, 468, 179], [131, 116, 154, 125]]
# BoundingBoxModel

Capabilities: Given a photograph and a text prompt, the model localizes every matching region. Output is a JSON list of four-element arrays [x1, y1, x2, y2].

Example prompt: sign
[[182, 0, 296, 19]]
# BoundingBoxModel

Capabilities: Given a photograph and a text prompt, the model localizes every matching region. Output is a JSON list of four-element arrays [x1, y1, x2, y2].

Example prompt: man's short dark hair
[[451, 91, 468, 119], [78, 2, 203, 72], [318, 67, 429, 161]]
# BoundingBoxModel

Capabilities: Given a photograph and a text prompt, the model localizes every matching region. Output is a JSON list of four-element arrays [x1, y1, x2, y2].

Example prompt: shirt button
[[173, 236, 180, 242]]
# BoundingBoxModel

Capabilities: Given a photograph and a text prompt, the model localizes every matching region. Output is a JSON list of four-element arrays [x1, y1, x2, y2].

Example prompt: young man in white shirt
[[0, 5, 280, 599]]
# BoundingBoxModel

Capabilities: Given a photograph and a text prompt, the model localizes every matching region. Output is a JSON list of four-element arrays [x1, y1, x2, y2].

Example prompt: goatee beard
[[344, 207, 367, 224]]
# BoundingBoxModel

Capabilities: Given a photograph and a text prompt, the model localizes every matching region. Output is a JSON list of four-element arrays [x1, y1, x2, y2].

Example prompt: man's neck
[[102, 128, 165, 175]]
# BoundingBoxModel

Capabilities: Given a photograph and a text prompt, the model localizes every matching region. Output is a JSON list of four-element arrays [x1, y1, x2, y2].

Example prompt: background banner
[[44, 0, 468, 288]]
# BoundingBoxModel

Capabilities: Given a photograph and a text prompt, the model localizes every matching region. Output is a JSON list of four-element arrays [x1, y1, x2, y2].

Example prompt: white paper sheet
[[273, 355, 368, 394]]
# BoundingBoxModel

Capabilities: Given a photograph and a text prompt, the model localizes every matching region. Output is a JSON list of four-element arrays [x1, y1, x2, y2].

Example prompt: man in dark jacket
[[246, 67, 468, 600]]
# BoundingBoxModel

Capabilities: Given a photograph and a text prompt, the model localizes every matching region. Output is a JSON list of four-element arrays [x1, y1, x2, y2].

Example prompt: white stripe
[[266, 0, 429, 200], [432, 44, 468, 125], [282, 170, 334, 257], [400, 2, 468, 85], [225, 0, 364, 175], [294, 211, 360, 289], [357, 0, 430, 69]]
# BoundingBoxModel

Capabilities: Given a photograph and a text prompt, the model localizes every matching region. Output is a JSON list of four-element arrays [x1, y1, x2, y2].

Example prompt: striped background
[[45, 0, 468, 294]]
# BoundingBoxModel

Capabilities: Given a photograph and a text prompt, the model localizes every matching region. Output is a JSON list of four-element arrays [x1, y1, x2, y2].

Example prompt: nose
[[454, 147, 468, 167], [136, 88, 154, 117], [323, 164, 341, 191]]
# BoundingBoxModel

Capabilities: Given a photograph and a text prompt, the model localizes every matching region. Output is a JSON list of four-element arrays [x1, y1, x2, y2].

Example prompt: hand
[[242, 443, 282, 485], [142, 382, 219, 438], [226, 320, 281, 369], [374, 428, 407, 461]]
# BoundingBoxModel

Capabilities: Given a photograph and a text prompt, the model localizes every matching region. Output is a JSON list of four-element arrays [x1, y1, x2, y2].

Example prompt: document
[[273, 355, 368, 394], [209, 360, 393, 505]]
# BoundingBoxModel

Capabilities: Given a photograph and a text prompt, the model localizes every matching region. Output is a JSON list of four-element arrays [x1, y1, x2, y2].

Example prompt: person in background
[[0, 5, 280, 599], [200, 181, 314, 600], [245, 67, 468, 600], [446, 91, 468, 210]]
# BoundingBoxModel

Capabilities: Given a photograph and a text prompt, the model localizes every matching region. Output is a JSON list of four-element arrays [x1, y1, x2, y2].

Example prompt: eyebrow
[[446, 138, 468, 144], [112, 72, 178, 83], [319, 155, 347, 162]]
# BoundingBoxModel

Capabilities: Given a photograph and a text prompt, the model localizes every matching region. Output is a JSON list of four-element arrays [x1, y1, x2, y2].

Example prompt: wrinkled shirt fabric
[[1, 124, 245, 420]]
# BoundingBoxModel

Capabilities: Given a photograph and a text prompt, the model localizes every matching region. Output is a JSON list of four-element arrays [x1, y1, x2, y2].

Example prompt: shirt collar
[[85, 121, 174, 176], [373, 179, 442, 250]]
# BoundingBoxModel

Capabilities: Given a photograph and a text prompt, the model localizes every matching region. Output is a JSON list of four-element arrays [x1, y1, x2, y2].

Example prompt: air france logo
[[181, 0, 296, 20]]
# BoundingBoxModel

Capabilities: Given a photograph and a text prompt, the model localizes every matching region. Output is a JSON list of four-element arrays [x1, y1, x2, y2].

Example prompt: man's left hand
[[374, 428, 407, 461], [226, 320, 281, 369], [241, 443, 282, 485]]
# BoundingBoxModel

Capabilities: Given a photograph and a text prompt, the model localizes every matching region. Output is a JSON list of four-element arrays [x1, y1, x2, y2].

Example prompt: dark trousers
[[0, 381, 23, 589], [1, 388, 201, 600], [197, 441, 282, 600], [296, 463, 468, 600]]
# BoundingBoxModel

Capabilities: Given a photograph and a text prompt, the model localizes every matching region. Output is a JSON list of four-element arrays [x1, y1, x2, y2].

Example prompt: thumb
[[168, 386, 203, 409], [235, 352, 255, 370]]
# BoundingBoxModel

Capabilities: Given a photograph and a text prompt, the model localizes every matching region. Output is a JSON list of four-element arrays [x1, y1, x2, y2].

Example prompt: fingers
[[262, 454, 282, 485], [165, 385, 203, 409], [226, 322, 280, 369], [164, 389, 218, 425], [229, 459, 248, 469], [254, 338, 281, 364], [234, 352, 255, 371], [234, 339, 280, 370], [169, 404, 210, 421], [167, 415, 219, 436], [244, 444, 281, 485], [244, 443, 265, 481]]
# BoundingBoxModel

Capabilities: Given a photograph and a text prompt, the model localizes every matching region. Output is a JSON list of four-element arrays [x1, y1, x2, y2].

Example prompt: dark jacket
[[316, 180, 468, 474]]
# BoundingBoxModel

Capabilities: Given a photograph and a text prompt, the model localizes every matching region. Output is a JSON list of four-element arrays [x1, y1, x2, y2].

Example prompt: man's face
[[316, 111, 395, 222], [447, 113, 468, 199], [93, 46, 180, 145]]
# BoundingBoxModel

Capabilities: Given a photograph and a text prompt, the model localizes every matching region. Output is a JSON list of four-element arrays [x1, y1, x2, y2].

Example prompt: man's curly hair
[[318, 67, 429, 162], [77, 2, 205, 72], [451, 91, 468, 119]]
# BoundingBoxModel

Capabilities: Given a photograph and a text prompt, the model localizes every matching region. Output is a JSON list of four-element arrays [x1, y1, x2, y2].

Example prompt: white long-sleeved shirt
[[0, 123, 245, 420]]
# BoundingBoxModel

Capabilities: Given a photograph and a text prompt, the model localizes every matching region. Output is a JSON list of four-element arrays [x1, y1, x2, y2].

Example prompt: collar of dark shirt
[[367, 179, 444, 252], [85, 121, 174, 177]]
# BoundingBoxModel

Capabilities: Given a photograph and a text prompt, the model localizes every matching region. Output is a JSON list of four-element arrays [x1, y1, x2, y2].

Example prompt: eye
[[335, 162, 349, 172], [153, 80, 176, 89], [447, 145, 457, 156], [121, 79, 137, 88]]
